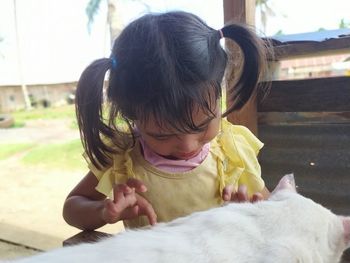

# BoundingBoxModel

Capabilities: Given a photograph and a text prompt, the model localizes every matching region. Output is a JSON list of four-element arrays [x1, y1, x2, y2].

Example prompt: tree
[[339, 18, 350, 29], [256, 0, 275, 34], [86, 0, 123, 46], [0, 35, 4, 59], [13, 0, 31, 110], [274, 29, 283, 36], [86, 0, 150, 46]]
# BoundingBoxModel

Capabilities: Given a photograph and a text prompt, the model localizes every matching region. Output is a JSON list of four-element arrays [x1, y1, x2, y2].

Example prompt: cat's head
[[267, 174, 350, 262]]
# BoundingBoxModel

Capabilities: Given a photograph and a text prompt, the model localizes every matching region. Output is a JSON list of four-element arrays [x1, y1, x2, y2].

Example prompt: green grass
[[21, 139, 86, 171], [1, 140, 86, 171], [11, 105, 76, 127], [9, 104, 134, 129], [1, 106, 88, 170], [0, 143, 36, 160]]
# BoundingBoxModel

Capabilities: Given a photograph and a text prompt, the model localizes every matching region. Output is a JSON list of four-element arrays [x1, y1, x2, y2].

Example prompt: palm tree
[[87, 0, 123, 46], [86, 0, 150, 46], [13, 0, 31, 110], [339, 18, 350, 29], [0, 36, 4, 59], [256, 0, 275, 34]]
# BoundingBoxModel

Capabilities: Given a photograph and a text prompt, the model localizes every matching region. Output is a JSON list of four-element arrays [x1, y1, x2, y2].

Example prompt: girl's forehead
[[136, 104, 220, 133]]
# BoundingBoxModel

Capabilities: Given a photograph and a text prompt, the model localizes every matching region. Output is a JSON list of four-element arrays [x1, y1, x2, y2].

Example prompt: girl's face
[[135, 103, 221, 160]]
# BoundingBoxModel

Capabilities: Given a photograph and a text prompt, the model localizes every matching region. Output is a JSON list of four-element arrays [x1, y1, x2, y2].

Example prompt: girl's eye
[[198, 124, 209, 132], [152, 135, 173, 141]]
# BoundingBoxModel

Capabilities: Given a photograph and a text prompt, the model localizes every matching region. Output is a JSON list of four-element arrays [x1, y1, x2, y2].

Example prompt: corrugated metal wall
[[259, 123, 350, 262]]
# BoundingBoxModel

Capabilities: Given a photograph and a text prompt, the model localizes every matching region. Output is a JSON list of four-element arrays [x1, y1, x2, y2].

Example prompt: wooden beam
[[258, 76, 350, 112], [223, 0, 255, 25], [223, 0, 258, 134], [273, 36, 350, 60], [63, 231, 112, 247]]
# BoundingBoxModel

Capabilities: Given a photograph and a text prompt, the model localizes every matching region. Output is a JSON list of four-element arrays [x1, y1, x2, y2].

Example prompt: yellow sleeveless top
[[86, 119, 265, 228]]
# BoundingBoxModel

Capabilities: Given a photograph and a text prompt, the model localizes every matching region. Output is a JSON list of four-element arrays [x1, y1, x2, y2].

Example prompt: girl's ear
[[271, 173, 297, 195], [341, 216, 350, 246]]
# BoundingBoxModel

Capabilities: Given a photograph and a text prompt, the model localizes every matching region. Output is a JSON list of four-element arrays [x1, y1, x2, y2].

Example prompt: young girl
[[63, 11, 270, 230]]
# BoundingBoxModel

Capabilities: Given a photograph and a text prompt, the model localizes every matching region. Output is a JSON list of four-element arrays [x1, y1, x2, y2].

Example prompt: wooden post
[[224, 0, 255, 26], [223, 0, 258, 135]]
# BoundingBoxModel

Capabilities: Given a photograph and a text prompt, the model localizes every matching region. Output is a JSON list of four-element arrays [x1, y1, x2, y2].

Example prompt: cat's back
[[10, 175, 350, 263]]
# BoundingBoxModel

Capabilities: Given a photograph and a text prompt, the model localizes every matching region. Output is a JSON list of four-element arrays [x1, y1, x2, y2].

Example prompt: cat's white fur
[[9, 174, 350, 263]]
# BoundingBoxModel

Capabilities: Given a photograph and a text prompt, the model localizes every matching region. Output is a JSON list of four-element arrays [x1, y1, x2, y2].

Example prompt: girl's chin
[[162, 151, 200, 160]]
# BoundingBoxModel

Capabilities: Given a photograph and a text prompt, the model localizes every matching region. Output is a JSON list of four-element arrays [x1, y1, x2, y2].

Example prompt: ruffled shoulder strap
[[211, 119, 263, 194], [95, 148, 135, 197], [84, 135, 136, 197]]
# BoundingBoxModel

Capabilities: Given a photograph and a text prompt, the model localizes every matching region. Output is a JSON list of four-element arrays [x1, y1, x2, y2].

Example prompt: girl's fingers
[[126, 178, 147, 193], [110, 195, 157, 225], [113, 184, 126, 203], [112, 179, 147, 204], [111, 184, 138, 213], [251, 192, 263, 203], [222, 184, 234, 201], [109, 180, 156, 225], [104, 199, 115, 212], [232, 185, 248, 202], [225, 184, 262, 203], [102, 199, 120, 223], [119, 205, 140, 220], [113, 183, 134, 201], [136, 195, 157, 225]]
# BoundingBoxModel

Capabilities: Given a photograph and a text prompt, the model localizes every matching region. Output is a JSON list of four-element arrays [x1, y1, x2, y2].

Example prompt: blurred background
[[0, 0, 349, 260]]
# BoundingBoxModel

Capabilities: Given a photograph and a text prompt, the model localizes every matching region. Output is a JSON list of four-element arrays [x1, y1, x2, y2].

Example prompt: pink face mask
[[138, 137, 210, 173]]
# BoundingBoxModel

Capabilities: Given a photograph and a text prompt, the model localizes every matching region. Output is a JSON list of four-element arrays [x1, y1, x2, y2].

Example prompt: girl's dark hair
[[76, 11, 268, 169]]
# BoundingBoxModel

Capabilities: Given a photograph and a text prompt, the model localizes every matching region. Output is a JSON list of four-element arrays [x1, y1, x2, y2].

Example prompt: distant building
[[267, 28, 350, 80], [0, 82, 77, 112], [279, 53, 350, 80]]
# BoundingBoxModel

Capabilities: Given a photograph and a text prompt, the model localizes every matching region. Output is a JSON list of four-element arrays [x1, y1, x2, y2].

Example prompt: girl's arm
[[63, 171, 108, 230], [63, 171, 157, 230]]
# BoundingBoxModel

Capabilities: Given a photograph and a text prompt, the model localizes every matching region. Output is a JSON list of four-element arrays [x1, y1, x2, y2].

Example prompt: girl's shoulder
[[85, 132, 138, 197], [219, 118, 263, 154], [212, 119, 265, 195], [84, 129, 136, 173], [221, 118, 255, 137]]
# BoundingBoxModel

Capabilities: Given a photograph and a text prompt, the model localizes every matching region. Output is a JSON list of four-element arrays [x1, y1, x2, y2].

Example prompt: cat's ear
[[341, 216, 350, 246], [271, 173, 297, 195]]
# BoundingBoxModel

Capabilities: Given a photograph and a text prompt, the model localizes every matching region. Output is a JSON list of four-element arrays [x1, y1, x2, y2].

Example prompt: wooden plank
[[224, 0, 258, 135], [258, 76, 350, 112], [223, 0, 255, 25], [63, 231, 112, 247], [272, 36, 350, 60], [258, 112, 350, 125], [228, 94, 258, 134]]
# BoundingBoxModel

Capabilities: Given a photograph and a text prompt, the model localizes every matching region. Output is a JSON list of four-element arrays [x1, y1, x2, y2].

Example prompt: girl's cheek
[[205, 122, 220, 141], [150, 139, 174, 155]]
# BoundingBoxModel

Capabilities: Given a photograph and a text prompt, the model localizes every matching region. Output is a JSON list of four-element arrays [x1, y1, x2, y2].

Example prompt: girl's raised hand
[[102, 178, 157, 226], [222, 184, 263, 203]]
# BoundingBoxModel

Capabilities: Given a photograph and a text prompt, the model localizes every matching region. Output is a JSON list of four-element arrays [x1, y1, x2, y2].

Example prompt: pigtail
[[220, 24, 268, 115], [75, 58, 115, 169]]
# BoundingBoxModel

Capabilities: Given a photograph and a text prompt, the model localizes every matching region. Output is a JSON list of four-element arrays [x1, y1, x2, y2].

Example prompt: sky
[[0, 0, 349, 85], [258, 0, 350, 35]]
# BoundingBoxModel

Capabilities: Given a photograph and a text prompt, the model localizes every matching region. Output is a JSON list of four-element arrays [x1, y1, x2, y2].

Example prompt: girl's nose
[[176, 134, 199, 152]]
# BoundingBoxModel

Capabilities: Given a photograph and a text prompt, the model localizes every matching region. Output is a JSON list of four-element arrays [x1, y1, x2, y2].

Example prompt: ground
[[0, 119, 123, 260]]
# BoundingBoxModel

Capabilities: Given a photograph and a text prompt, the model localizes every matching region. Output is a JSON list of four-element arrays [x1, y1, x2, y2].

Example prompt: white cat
[[9, 174, 350, 263]]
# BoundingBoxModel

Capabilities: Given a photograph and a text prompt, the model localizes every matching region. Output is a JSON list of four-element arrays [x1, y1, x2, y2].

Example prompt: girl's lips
[[177, 150, 200, 159]]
